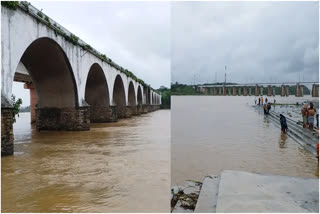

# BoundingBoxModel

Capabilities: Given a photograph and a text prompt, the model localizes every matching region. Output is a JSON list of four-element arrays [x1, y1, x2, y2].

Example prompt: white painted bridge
[[1, 2, 162, 156]]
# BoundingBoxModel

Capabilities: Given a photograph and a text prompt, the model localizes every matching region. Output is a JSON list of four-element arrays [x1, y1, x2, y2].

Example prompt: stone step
[[215, 170, 319, 213], [194, 175, 220, 213]]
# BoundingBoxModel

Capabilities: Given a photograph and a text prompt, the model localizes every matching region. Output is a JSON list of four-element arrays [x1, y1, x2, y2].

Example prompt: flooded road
[[171, 96, 319, 185], [2, 110, 170, 213]]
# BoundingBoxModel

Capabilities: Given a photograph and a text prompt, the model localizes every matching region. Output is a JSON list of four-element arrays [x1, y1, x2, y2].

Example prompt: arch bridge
[[1, 3, 162, 156]]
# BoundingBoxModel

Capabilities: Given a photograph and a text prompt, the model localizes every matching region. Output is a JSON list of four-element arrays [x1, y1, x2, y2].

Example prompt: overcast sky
[[13, 1, 170, 106], [171, 1, 319, 85]]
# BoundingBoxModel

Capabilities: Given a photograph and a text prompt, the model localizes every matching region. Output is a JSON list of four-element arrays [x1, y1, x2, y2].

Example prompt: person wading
[[308, 102, 316, 130], [267, 103, 271, 113], [301, 103, 308, 128], [280, 114, 288, 133]]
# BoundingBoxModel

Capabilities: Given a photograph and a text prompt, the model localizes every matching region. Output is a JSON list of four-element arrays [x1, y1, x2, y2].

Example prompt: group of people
[[254, 96, 276, 106], [254, 97, 319, 134], [301, 102, 318, 130], [254, 98, 319, 160], [254, 97, 273, 115], [278, 102, 318, 134]]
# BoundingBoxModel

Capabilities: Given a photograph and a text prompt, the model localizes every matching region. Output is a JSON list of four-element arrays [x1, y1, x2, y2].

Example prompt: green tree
[[11, 95, 22, 123], [157, 86, 171, 109]]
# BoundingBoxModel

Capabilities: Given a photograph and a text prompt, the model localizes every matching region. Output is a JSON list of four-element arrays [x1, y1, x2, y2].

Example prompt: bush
[[84, 44, 92, 51], [1, 1, 19, 10], [11, 95, 22, 123], [44, 15, 51, 25], [37, 11, 43, 18]]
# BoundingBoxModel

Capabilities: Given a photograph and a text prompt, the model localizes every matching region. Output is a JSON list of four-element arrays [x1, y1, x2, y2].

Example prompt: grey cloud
[[30, 1, 170, 88], [172, 1, 319, 85]]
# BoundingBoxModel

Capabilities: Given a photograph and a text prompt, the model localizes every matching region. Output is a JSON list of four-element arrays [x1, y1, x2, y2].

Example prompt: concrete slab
[[194, 175, 220, 213], [216, 170, 319, 213]]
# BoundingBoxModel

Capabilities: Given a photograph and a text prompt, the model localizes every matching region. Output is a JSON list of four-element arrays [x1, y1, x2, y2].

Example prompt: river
[[171, 96, 319, 185], [2, 110, 170, 213]]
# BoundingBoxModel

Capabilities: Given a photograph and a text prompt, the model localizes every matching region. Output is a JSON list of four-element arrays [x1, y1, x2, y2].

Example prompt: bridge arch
[[18, 37, 78, 108], [152, 92, 155, 105], [113, 75, 127, 118], [128, 81, 136, 107], [137, 85, 143, 105], [85, 63, 112, 122], [14, 37, 89, 131]]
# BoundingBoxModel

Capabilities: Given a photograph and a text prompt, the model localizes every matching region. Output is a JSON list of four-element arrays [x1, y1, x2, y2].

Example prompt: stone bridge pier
[[233, 87, 237, 96], [23, 83, 38, 123], [267, 85, 272, 96], [255, 85, 259, 96], [296, 84, 304, 97], [281, 85, 289, 96], [223, 87, 227, 96], [312, 84, 319, 97], [281, 85, 286, 96], [213, 87, 217, 96]]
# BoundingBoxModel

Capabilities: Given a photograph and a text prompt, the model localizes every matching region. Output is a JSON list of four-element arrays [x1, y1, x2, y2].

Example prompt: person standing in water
[[254, 98, 257, 105], [261, 97, 264, 105], [308, 102, 316, 130], [258, 97, 261, 105], [301, 104, 308, 128], [265, 97, 268, 104], [280, 114, 288, 133], [267, 103, 271, 113], [263, 103, 267, 114]]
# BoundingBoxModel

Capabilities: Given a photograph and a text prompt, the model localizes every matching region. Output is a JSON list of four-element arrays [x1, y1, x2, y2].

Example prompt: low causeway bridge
[[196, 82, 319, 97], [1, 2, 161, 156]]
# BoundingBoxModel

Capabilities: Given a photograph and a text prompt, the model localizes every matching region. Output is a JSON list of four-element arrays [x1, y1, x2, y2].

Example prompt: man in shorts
[[308, 102, 316, 130]]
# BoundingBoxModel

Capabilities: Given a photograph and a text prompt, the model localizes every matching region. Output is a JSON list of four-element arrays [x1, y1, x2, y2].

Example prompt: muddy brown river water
[[172, 96, 319, 185], [2, 110, 170, 213]]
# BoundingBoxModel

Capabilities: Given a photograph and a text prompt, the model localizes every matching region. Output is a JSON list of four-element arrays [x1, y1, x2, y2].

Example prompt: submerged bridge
[[1, 3, 161, 155], [196, 82, 319, 97]]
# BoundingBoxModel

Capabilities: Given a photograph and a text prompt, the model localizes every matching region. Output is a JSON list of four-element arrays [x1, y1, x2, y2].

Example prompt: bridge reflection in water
[[2, 111, 170, 213], [171, 95, 319, 186]]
